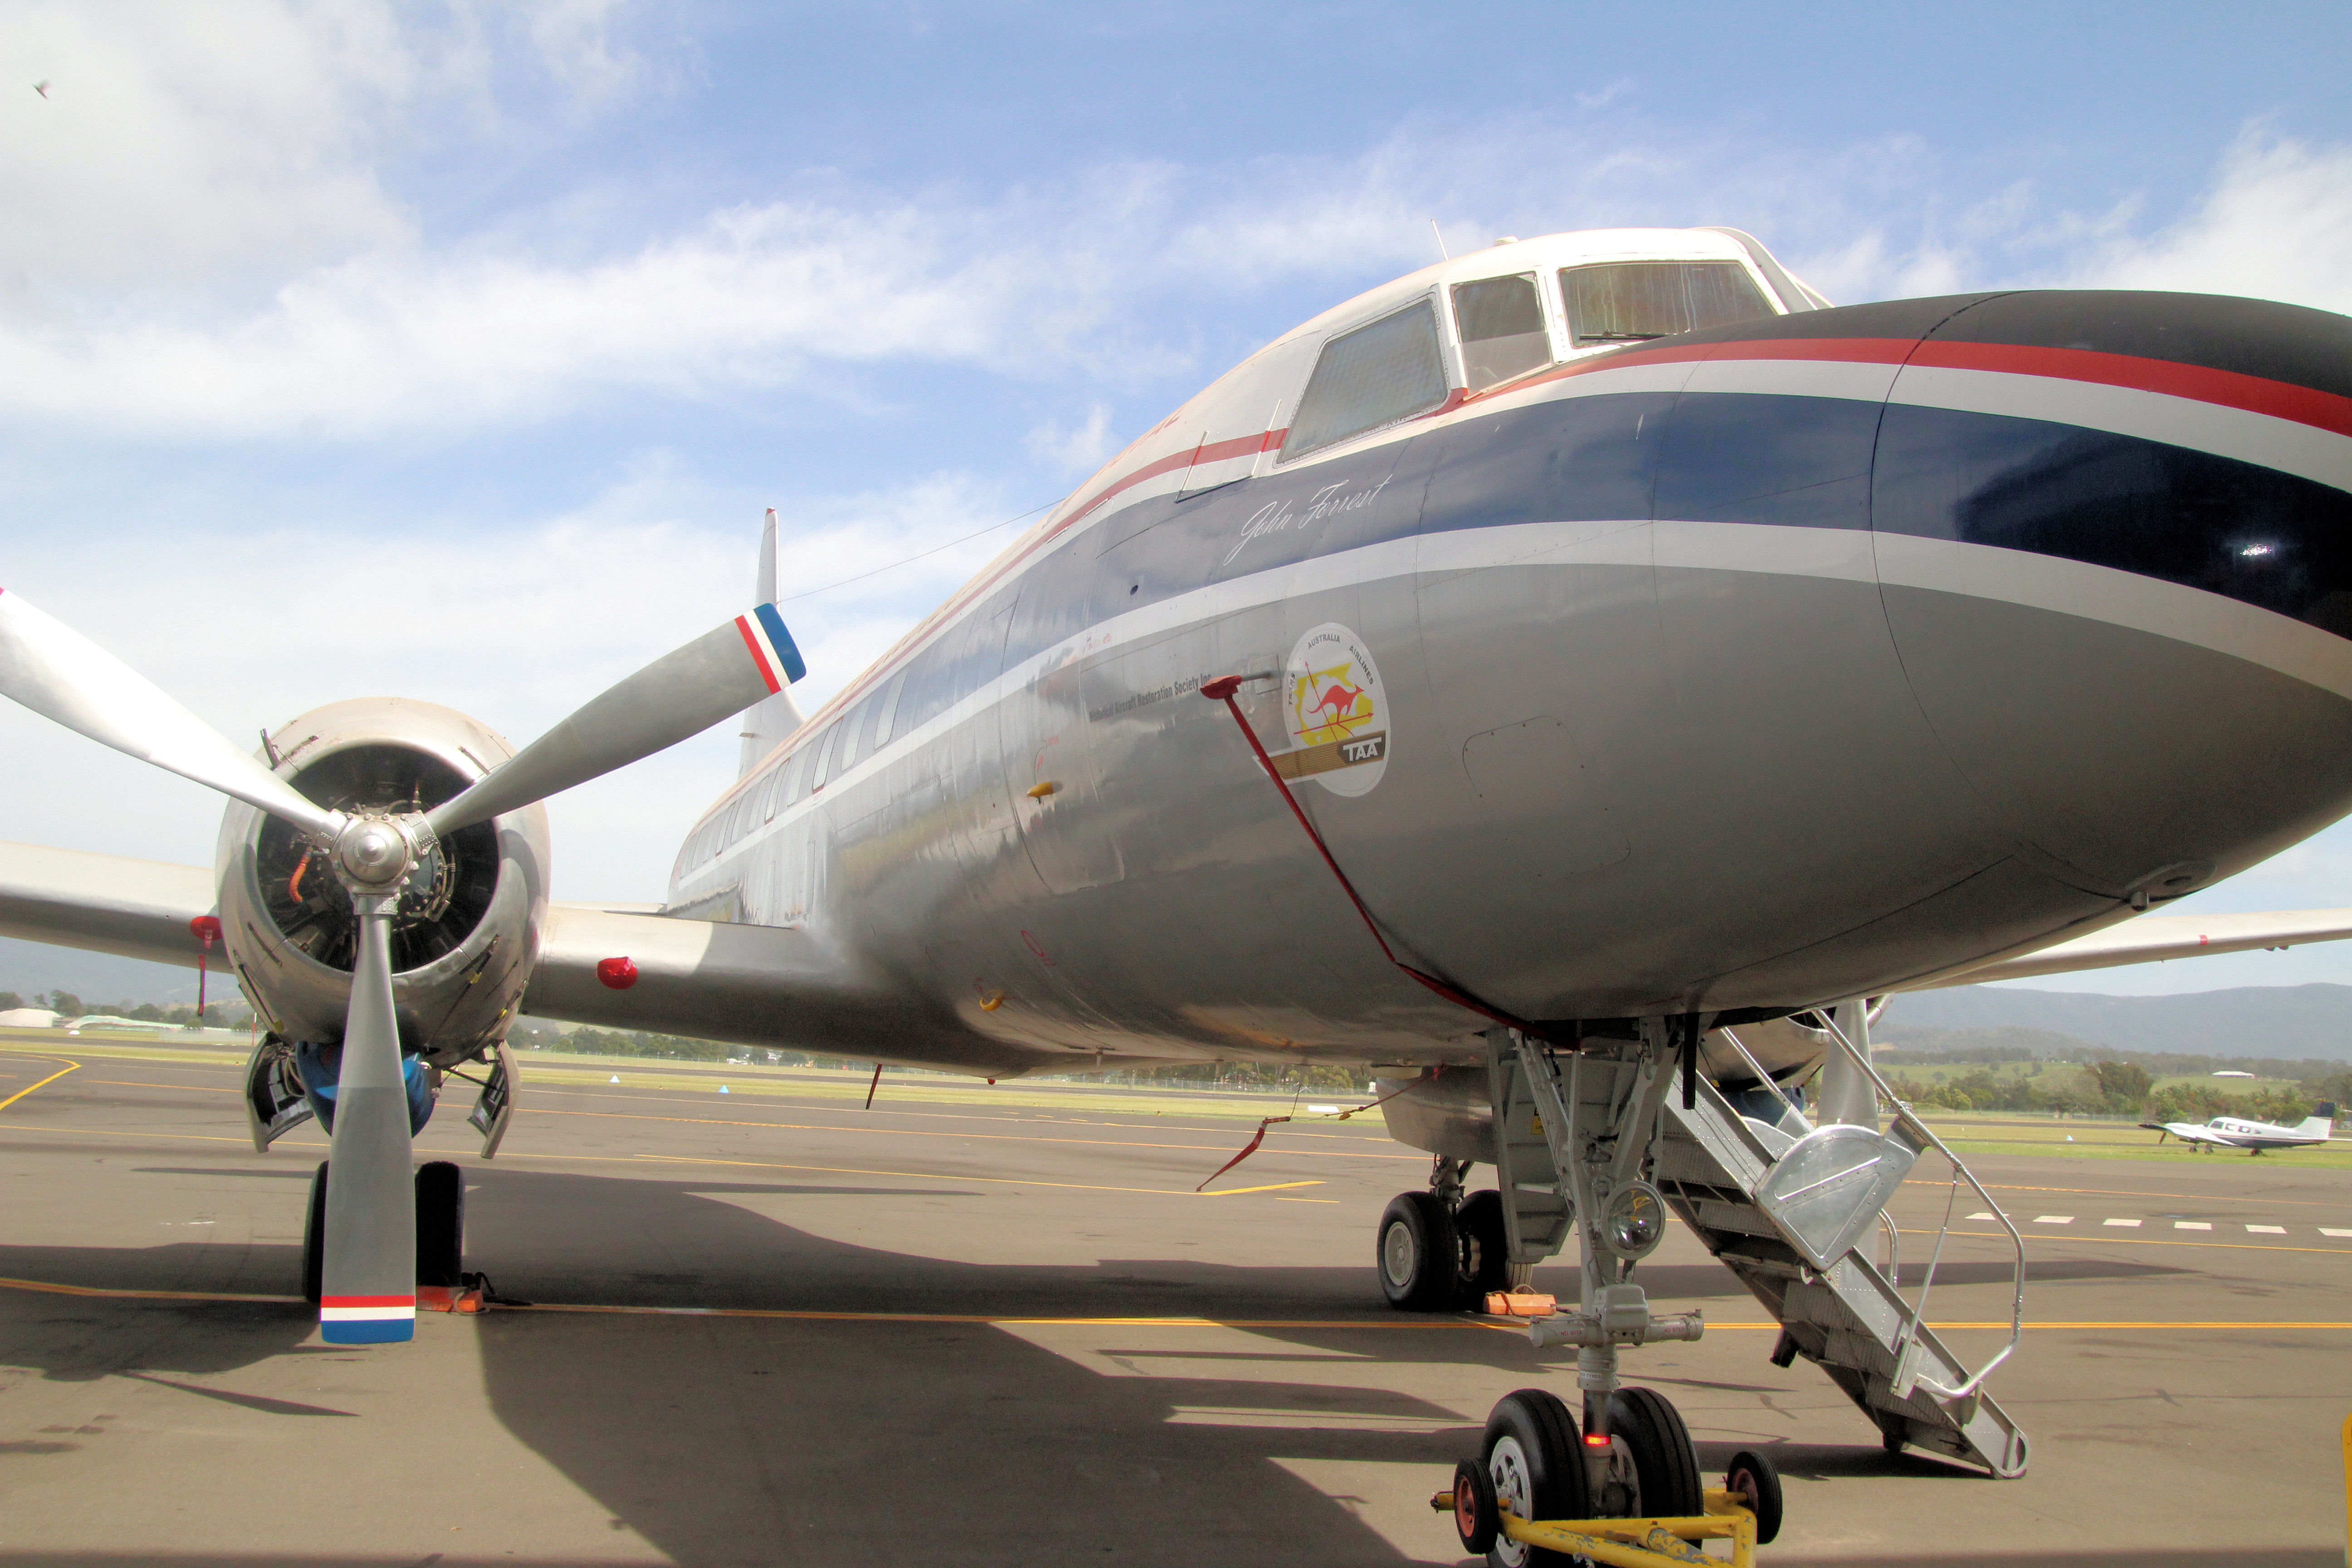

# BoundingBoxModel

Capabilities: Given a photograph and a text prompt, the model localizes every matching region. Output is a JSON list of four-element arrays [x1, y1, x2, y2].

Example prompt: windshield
[[1561, 261, 1774, 348]]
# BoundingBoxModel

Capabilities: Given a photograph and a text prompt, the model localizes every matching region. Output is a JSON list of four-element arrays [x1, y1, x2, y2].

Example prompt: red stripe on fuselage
[[1549, 333, 2352, 440], [1907, 339, 2352, 441], [321, 1294, 415, 1308], [697, 328, 2352, 828]]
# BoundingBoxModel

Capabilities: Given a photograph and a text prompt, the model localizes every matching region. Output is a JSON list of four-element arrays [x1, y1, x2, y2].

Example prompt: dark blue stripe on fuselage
[[1874, 402, 2352, 638], [855, 387, 2352, 769]]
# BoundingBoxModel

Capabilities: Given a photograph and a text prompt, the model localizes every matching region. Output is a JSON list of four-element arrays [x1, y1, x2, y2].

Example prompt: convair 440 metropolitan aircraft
[[10, 226, 2352, 1526]]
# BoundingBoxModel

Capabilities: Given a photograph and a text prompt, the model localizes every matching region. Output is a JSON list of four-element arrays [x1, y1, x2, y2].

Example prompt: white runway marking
[[2322, 1228, 2352, 1239], [2248, 1225, 2287, 1235], [2103, 1218, 2141, 1227], [2033, 1215, 2074, 1224], [2175, 1221, 2213, 1230]]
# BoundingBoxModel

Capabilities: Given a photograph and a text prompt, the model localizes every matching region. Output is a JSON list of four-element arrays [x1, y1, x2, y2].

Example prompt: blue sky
[[8, 0, 2352, 1000]]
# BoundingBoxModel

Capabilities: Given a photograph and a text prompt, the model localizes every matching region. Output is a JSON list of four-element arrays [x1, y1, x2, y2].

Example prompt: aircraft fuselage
[[669, 229, 2352, 1079]]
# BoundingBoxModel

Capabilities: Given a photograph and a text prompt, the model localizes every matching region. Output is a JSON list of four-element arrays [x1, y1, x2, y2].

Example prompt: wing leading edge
[[1908, 907, 2352, 989], [8, 838, 2352, 1037]]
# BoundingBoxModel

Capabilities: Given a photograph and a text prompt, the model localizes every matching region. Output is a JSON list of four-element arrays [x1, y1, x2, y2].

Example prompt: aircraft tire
[[1453, 1190, 1510, 1305], [301, 1161, 328, 1306], [1723, 1449, 1784, 1544], [1480, 1388, 1587, 1567], [415, 1161, 465, 1288], [1608, 1386, 1703, 1518], [1377, 1191, 1459, 1311]]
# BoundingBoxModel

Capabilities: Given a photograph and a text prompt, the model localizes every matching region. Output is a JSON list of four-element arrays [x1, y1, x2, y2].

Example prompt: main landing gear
[[1376, 1159, 1511, 1310], [299, 1159, 469, 1308]]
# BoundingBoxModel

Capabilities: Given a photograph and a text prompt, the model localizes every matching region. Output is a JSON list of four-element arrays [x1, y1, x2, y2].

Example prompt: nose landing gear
[[1441, 1388, 1781, 1566]]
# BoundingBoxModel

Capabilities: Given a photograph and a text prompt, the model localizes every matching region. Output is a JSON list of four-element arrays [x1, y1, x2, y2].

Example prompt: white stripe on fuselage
[[1889, 364, 2352, 495], [689, 511, 2352, 892]]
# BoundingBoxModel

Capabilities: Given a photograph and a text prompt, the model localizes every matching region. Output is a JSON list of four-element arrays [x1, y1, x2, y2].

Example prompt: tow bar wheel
[[1481, 1388, 1588, 1568], [1725, 1449, 1784, 1545], [1451, 1458, 1499, 1555]]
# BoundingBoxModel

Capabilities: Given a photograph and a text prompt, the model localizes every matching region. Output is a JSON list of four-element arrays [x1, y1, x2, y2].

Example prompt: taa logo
[[1284, 622, 1390, 798]]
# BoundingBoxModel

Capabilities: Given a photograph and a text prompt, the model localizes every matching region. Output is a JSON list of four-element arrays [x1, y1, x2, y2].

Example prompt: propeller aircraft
[[2143, 1102, 2337, 1152], [9, 223, 2352, 1527]]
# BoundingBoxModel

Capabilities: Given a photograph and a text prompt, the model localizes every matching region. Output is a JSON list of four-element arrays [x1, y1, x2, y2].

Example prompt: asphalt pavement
[[0, 1043, 2345, 1566]]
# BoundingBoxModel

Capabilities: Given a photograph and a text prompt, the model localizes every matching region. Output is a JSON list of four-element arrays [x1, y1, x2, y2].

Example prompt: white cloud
[[1025, 403, 1118, 474], [0, 463, 1019, 901], [0, 0, 416, 300], [2072, 133, 2352, 314]]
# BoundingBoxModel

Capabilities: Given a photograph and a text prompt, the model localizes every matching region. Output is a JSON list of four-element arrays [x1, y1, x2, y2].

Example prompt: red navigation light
[[1583, 1433, 1610, 1447], [188, 914, 221, 945], [596, 956, 639, 990]]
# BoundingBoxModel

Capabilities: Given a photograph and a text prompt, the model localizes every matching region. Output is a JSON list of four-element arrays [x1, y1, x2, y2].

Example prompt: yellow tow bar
[[1433, 1487, 1760, 1568]]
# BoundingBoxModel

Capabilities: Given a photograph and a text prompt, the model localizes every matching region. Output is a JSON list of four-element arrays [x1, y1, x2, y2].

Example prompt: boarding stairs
[[1490, 1021, 2030, 1478]]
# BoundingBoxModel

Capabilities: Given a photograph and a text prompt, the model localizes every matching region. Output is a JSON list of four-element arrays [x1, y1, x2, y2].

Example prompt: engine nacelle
[[214, 698, 550, 1068]]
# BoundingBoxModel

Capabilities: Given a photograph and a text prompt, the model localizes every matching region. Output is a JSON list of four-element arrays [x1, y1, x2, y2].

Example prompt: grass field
[[10, 1029, 2347, 1164]]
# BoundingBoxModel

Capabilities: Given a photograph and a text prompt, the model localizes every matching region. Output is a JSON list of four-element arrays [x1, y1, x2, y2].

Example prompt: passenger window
[[1282, 299, 1448, 461], [808, 725, 840, 792], [834, 703, 867, 774], [1450, 274, 1551, 392], [1560, 262, 1774, 348], [872, 669, 909, 748]]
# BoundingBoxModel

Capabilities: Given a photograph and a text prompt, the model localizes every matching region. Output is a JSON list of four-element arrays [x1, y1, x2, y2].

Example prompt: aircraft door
[[1003, 546, 1126, 895]]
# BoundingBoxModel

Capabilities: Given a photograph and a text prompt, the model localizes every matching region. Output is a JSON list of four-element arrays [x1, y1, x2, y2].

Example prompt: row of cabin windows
[[679, 260, 1777, 869], [686, 662, 922, 863], [1281, 260, 1775, 461]]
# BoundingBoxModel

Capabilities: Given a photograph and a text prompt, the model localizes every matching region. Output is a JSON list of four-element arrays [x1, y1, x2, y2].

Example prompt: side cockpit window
[[1450, 274, 1551, 392], [1561, 261, 1773, 349], [1282, 299, 1447, 461]]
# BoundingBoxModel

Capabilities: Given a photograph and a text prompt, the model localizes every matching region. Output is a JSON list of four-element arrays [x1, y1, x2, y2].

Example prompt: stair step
[[1660, 1081, 2028, 1478]]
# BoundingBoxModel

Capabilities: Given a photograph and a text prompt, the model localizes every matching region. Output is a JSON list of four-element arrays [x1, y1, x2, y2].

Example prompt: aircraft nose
[[1869, 289, 2352, 902]]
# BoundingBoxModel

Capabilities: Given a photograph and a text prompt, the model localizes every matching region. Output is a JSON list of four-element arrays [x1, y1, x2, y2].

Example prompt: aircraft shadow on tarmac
[[0, 1165, 2214, 1568]]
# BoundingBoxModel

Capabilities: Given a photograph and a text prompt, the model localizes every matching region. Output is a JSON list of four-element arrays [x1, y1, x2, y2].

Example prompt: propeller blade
[[0, 587, 339, 839], [318, 889, 417, 1344], [423, 605, 804, 838]]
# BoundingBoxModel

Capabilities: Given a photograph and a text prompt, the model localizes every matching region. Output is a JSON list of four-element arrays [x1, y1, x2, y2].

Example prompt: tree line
[[0, 990, 241, 1027], [1884, 1057, 2352, 1123]]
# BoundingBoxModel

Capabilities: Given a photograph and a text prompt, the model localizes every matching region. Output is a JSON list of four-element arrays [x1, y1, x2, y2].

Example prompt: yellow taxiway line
[[68, 1076, 1418, 1161], [0, 1120, 1323, 1200], [0, 1056, 81, 1112]]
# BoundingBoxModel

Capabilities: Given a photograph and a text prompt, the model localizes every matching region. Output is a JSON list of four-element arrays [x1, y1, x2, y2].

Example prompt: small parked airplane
[[2142, 1102, 2338, 1152]]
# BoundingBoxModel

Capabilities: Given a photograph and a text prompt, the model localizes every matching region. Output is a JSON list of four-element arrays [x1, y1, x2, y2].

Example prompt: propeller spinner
[[0, 585, 804, 1343]]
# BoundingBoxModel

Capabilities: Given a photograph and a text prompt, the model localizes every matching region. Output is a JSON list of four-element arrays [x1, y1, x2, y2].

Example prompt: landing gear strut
[[299, 1157, 467, 1308], [1453, 1022, 1729, 1557]]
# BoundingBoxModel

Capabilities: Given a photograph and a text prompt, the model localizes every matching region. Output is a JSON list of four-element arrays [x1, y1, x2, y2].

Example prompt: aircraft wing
[[2146, 1121, 2237, 1147], [1907, 907, 2352, 989], [524, 902, 899, 1048], [0, 842, 899, 1054], [0, 840, 218, 970]]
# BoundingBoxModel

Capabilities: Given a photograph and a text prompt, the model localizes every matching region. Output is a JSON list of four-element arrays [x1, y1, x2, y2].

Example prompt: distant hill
[[0, 937, 206, 1006], [1882, 983, 2352, 1061]]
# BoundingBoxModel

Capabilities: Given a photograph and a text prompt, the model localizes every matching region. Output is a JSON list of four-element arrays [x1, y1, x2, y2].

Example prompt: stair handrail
[[1814, 1009, 2027, 1406]]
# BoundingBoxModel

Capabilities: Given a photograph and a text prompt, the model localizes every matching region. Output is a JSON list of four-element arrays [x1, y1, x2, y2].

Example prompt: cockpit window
[[1282, 299, 1447, 461], [1560, 261, 1773, 348], [1450, 274, 1552, 392]]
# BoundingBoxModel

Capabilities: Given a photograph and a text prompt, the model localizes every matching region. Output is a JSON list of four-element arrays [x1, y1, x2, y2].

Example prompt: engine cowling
[[214, 697, 550, 1068]]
